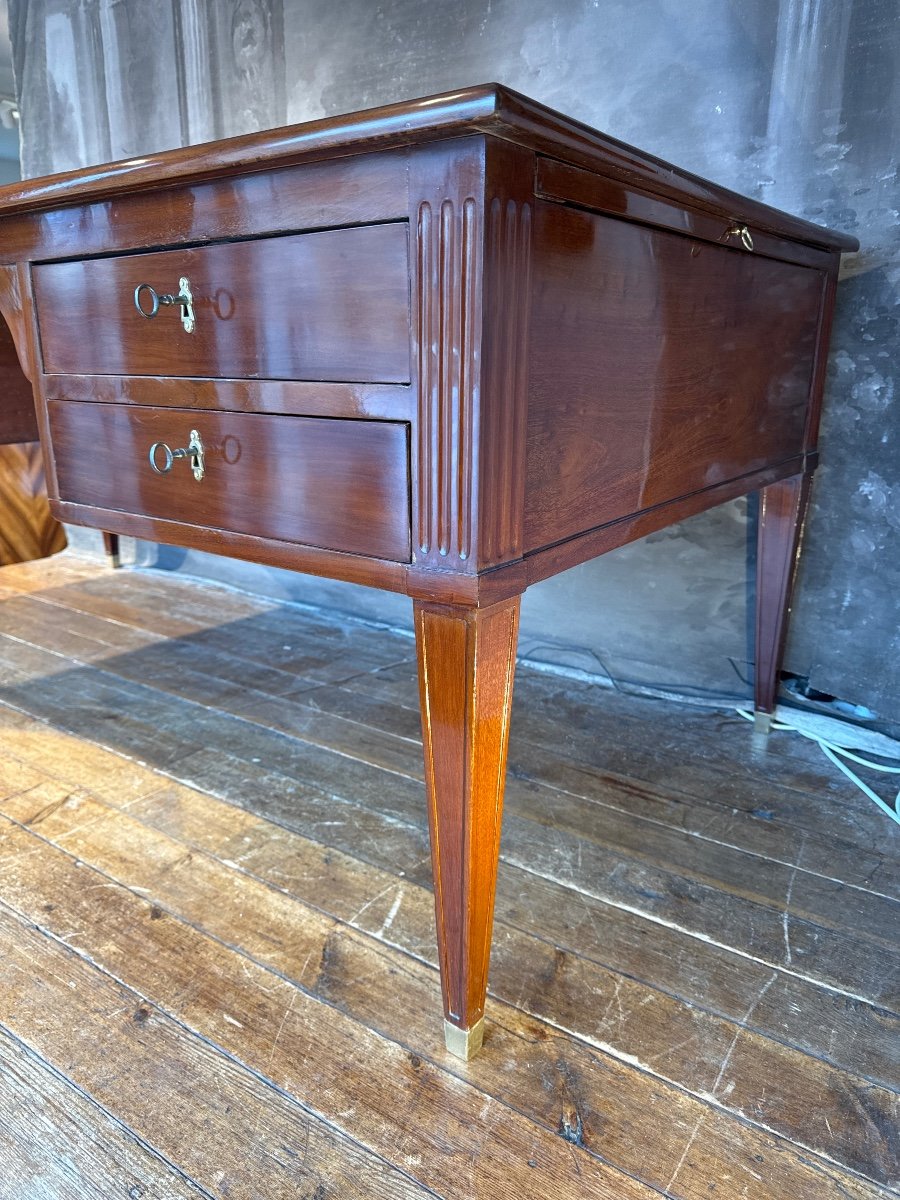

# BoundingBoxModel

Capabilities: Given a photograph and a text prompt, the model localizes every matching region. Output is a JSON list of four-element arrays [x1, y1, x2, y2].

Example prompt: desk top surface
[[0, 83, 857, 253]]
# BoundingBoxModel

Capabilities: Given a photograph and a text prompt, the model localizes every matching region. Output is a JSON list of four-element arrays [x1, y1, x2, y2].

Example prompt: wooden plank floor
[[0, 551, 897, 1200]]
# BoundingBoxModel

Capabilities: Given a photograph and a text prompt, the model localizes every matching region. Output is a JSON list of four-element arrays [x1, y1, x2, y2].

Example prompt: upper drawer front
[[33, 222, 410, 383], [48, 401, 411, 563]]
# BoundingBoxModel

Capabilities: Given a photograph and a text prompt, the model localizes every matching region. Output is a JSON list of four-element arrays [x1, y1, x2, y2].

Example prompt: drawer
[[48, 401, 411, 562], [33, 223, 410, 383]]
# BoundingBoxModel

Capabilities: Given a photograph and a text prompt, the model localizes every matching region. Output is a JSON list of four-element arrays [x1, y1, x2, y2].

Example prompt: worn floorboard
[[0, 551, 897, 1200]]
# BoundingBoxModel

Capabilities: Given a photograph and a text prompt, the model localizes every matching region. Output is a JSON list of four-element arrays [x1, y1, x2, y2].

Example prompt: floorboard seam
[[0, 1018, 218, 1200]]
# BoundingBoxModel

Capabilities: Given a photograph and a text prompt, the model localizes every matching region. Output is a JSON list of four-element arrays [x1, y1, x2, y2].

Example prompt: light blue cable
[[736, 708, 900, 828]]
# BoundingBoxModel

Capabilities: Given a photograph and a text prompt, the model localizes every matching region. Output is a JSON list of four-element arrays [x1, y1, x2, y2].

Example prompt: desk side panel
[[524, 200, 825, 554], [0, 312, 38, 444]]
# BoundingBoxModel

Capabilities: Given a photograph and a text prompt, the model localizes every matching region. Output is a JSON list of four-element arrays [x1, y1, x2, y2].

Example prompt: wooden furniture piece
[[0, 310, 115, 566], [0, 311, 67, 565], [0, 84, 857, 1059], [0, 309, 38, 447]]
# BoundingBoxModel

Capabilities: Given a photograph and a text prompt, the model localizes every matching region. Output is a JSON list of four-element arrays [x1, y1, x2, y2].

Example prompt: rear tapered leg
[[414, 596, 520, 1059], [102, 531, 120, 568], [754, 473, 812, 731]]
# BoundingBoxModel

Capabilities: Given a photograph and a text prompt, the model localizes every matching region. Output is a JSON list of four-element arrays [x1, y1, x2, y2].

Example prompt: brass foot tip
[[106, 552, 121, 570], [753, 710, 774, 736], [444, 1017, 484, 1060]]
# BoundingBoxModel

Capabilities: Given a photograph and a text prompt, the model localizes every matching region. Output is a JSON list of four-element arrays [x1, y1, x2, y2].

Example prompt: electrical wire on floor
[[736, 707, 900, 828]]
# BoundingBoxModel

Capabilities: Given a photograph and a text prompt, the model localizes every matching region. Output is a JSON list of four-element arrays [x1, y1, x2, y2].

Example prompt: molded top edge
[[0, 83, 858, 252]]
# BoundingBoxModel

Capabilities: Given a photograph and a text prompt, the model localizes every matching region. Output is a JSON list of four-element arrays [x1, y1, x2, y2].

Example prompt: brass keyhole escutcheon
[[134, 275, 196, 333], [148, 428, 205, 482]]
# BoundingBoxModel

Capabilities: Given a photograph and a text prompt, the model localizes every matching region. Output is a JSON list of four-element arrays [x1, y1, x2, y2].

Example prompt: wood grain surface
[[49, 401, 411, 563], [415, 597, 520, 1035], [0, 84, 858, 255], [0, 310, 37, 445], [755, 474, 813, 715], [0, 554, 895, 1199], [0, 1027, 207, 1200], [525, 201, 825, 552], [34, 222, 410, 383], [0, 442, 65, 566]]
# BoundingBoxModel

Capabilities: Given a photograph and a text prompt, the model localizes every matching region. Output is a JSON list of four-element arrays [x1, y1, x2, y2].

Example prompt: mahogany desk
[[0, 85, 857, 1059]]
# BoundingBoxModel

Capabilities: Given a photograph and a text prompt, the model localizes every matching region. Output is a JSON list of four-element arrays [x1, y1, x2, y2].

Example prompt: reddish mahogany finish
[[101, 530, 120, 567], [526, 202, 824, 552], [0, 312, 37, 445], [415, 597, 520, 1043], [34, 223, 410, 383], [0, 84, 856, 253], [754, 474, 813, 716], [42, 375, 414, 423], [0, 85, 857, 1057], [48, 401, 411, 563], [534, 156, 834, 271]]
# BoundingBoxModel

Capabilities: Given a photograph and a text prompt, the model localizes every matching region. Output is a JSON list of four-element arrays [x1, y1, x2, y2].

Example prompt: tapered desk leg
[[102, 531, 120, 569], [754, 474, 812, 732], [414, 596, 520, 1060]]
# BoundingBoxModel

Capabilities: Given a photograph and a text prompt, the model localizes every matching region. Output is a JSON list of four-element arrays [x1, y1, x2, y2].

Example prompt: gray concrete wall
[[10, 0, 900, 715]]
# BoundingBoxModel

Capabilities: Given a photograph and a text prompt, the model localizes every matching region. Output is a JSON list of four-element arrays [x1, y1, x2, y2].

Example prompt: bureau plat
[[0, 85, 857, 1059]]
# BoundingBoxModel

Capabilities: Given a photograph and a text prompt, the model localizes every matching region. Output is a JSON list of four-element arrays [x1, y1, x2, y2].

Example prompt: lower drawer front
[[48, 401, 411, 562]]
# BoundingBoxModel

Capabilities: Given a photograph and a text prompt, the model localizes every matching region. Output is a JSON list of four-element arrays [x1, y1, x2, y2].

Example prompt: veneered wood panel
[[48, 401, 410, 562], [0, 313, 37, 445], [33, 222, 410, 382], [535, 156, 834, 271], [44, 373, 414, 422], [525, 201, 826, 552], [0, 151, 410, 265], [0, 442, 65, 565], [0, 85, 857, 253]]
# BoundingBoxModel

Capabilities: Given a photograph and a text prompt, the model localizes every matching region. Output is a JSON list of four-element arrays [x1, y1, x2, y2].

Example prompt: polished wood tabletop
[[0, 83, 857, 1058]]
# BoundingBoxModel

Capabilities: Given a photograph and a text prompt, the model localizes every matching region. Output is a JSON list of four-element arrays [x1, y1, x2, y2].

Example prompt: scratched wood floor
[[0, 551, 896, 1200]]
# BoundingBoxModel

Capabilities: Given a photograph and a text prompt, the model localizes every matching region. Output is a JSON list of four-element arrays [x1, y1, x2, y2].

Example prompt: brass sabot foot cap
[[444, 1017, 484, 1060], [753, 710, 774, 735]]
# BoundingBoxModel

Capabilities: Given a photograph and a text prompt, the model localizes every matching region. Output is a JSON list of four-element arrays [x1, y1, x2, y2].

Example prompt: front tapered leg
[[754, 473, 812, 730], [414, 596, 520, 1059]]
